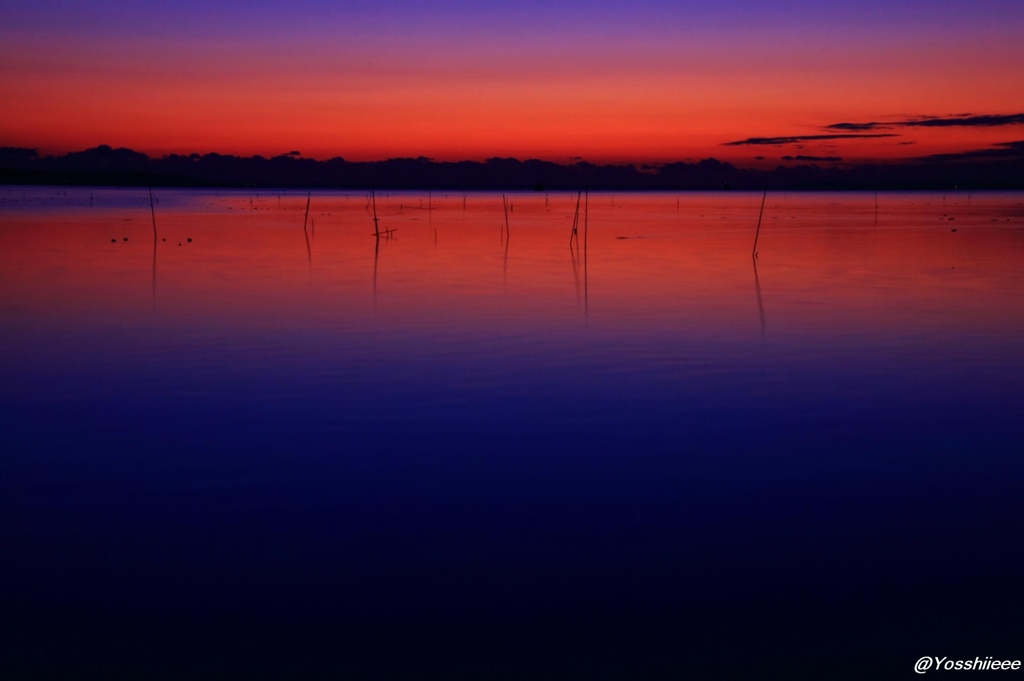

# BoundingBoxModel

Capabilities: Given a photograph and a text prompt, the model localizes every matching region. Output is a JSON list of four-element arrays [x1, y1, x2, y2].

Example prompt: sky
[[2, 0, 1023, 165]]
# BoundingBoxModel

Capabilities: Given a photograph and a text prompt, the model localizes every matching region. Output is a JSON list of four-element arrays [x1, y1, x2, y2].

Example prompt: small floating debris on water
[[951, 228, 958, 232], [123, 237, 128, 241], [111, 238, 116, 243], [187, 238, 192, 243], [616, 236, 649, 240]]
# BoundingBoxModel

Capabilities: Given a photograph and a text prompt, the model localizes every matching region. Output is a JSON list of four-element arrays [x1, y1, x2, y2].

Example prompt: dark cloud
[[723, 134, 896, 146], [782, 155, 842, 162], [908, 113, 1024, 128], [825, 122, 886, 131], [826, 113, 1024, 131], [918, 140, 1024, 162]]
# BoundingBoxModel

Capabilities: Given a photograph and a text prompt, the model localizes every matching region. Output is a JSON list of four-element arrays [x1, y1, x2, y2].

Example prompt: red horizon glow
[[2, 3, 1024, 165]]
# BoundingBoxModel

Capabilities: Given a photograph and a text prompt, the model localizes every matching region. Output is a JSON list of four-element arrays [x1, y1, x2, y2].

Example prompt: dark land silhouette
[[1, 143, 1022, 190]]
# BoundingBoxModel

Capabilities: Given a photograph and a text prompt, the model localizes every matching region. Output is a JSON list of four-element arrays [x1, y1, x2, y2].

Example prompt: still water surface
[[2, 188, 1024, 679]]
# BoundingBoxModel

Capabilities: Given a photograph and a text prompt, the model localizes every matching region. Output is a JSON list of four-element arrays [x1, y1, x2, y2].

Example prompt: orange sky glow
[[2, 2, 1024, 165]]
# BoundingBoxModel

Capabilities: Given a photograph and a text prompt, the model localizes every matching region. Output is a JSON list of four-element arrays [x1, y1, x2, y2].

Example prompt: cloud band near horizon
[[723, 134, 898, 146], [827, 113, 1024, 131]]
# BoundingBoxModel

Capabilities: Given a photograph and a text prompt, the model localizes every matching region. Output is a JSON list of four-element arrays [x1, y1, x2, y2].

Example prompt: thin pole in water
[[149, 187, 158, 304], [583, 190, 589, 320], [874, 190, 879, 229], [302, 193, 312, 264], [503, 226, 509, 287], [583, 189, 589, 254], [570, 191, 581, 247], [373, 232, 379, 301], [371, 189, 380, 237], [752, 189, 767, 259], [502, 194, 510, 241], [149, 187, 157, 234], [753, 257, 765, 339]]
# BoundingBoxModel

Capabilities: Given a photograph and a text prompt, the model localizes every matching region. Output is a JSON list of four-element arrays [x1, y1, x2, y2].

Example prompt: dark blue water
[[2, 189, 1023, 679]]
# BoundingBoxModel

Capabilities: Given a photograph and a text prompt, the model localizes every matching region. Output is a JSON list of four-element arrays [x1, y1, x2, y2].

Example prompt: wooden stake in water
[[302, 192, 312, 264], [569, 191, 581, 247], [373, 233, 380, 300], [502, 194, 510, 240], [503, 226, 509, 287], [753, 256, 765, 339], [583, 191, 589, 319], [149, 187, 158, 304], [583, 189, 589, 254], [371, 189, 380, 237], [751, 189, 767, 259]]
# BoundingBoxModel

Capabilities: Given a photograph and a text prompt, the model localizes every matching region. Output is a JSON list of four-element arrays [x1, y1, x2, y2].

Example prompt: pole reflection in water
[[752, 255, 766, 338]]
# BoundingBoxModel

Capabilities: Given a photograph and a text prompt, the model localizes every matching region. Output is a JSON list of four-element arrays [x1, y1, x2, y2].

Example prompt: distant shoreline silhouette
[[2, 144, 1022, 190]]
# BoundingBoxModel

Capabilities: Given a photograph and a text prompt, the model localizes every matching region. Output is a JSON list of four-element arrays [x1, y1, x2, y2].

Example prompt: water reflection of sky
[[2, 189, 1024, 679]]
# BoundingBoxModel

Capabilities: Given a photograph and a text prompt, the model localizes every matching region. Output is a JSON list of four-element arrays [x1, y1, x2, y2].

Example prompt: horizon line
[[0, 143, 982, 169]]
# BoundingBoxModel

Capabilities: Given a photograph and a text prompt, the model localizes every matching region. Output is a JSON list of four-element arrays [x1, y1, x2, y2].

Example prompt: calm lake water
[[2, 187, 1024, 679]]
